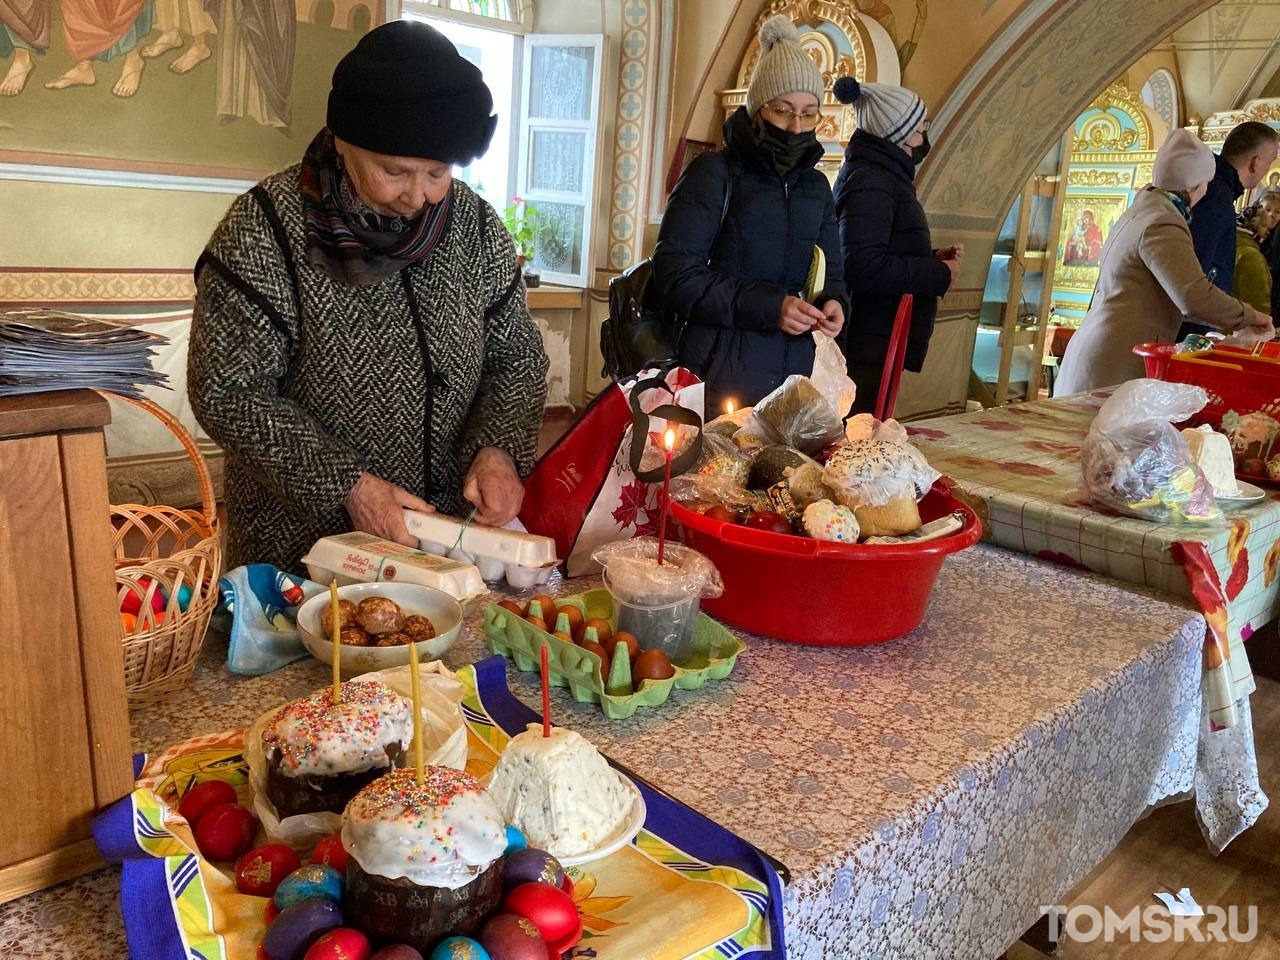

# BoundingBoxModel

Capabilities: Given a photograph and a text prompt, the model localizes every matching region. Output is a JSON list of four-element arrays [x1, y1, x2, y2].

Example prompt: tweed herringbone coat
[[189, 167, 549, 574]]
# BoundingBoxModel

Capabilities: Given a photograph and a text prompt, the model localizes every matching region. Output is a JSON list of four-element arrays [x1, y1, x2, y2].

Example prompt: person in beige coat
[[1056, 129, 1274, 396]]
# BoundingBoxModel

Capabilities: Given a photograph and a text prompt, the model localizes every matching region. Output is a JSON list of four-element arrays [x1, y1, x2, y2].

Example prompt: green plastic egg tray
[[482, 588, 746, 719]]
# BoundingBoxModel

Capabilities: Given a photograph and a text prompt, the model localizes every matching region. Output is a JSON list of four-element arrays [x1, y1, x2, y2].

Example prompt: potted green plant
[[502, 197, 542, 288]]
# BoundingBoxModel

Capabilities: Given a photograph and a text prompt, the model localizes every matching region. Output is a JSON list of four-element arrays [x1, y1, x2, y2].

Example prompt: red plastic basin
[[672, 484, 981, 646]]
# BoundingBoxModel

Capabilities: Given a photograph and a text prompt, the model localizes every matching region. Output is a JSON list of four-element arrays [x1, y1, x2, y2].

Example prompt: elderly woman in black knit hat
[[189, 20, 549, 574]]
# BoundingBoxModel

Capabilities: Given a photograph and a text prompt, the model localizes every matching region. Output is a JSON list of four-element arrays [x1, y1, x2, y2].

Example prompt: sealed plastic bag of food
[[1080, 378, 1222, 523], [751, 375, 844, 455]]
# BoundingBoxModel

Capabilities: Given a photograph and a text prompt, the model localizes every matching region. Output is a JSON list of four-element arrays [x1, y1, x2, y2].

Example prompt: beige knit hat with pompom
[[746, 15, 825, 118]]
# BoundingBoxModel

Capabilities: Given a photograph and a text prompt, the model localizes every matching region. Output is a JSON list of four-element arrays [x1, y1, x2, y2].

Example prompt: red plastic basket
[[1132, 342, 1280, 426], [671, 484, 980, 646]]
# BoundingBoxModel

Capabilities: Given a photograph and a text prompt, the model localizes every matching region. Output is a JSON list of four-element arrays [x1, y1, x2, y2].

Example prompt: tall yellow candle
[[408, 640, 425, 785], [329, 580, 342, 705]]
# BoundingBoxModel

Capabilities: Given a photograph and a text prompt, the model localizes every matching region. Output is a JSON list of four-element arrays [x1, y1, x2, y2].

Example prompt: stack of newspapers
[[0, 308, 168, 398]]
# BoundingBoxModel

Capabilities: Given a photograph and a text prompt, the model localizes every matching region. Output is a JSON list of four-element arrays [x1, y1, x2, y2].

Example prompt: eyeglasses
[[762, 103, 822, 128]]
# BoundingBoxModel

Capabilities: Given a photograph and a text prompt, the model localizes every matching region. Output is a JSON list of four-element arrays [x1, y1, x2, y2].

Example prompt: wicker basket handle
[[100, 391, 218, 524]]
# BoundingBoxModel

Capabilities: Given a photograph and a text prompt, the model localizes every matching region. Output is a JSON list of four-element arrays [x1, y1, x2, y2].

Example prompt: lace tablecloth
[[0, 545, 1220, 960], [910, 392, 1271, 849]]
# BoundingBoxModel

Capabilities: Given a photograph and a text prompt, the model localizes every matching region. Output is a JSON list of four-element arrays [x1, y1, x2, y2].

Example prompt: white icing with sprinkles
[[262, 680, 414, 778]]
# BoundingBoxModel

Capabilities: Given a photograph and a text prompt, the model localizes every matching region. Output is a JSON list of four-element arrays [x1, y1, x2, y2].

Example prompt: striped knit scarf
[[300, 128, 453, 286]]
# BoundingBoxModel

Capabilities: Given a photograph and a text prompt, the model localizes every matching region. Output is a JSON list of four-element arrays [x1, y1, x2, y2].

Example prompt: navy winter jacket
[[1190, 154, 1244, 293], [652, 106, 847, 409], [833, 129, 951, 374]]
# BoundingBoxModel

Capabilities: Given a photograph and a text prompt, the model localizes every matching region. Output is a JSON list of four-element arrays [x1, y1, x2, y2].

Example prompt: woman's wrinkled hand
[[780, 295, 825, 335], [463, 447, 525, 526], [816, 299, 844, 338], [344, 471, 435, 547]]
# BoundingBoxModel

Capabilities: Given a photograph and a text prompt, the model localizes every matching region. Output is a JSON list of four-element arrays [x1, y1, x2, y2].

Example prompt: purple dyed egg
[[262, 899, 343, 960], [479, 914, 547, 960], [369, 948, 425, 960], [502, 848, 564, 890]]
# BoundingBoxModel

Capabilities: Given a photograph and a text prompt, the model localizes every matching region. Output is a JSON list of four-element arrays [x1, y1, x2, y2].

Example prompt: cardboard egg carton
[[403, 509, 559, 589], [301, 531, 488, 601]]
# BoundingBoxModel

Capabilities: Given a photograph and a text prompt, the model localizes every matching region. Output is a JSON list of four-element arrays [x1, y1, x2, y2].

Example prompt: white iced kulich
[[342, 767, 507, 889]]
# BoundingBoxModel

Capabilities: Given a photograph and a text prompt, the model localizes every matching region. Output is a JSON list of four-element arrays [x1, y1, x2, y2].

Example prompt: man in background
[[1182, 120, 1279, 338]]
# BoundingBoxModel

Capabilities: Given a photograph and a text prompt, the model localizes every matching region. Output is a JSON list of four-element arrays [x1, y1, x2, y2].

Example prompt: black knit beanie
[[327, 20, 498, 164]]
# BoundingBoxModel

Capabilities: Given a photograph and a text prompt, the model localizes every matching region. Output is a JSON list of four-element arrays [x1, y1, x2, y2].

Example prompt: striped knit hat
[[746, 16, 825, 117], [833, 76, 925, 145]]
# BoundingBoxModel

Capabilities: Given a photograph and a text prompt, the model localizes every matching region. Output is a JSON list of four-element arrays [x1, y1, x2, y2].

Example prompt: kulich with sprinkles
[[342, 767, 507, 951], [262, 679, 414, 818]]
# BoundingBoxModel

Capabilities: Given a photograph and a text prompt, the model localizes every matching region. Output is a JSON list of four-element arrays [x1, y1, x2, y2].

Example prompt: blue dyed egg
[[262, 899, 343, 960], [274, 864, 344, 910], [503, 848, 564, 890], [503, 824, 527, 856], [429, 937, 489, 960], [176, 583, 193, 612]]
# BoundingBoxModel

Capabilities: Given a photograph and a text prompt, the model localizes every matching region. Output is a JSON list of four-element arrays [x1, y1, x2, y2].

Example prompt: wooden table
[[0, 391, 133, 902]]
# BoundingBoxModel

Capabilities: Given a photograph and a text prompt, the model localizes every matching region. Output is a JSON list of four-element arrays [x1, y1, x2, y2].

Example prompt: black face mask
[[910, 131, 932, 165], [758, 121, 818, 177]]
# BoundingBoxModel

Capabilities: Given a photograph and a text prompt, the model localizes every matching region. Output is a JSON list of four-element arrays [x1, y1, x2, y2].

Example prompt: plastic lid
[[591, 538, 723, 606]]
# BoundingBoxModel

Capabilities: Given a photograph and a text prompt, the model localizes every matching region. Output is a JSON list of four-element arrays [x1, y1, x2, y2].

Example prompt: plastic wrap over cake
[[822, 438, 941, 509]]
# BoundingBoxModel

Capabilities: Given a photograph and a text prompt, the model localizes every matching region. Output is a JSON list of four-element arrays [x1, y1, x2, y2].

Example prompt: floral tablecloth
[[0, 545, 1221, 960], [909, 391, 1272, 849]]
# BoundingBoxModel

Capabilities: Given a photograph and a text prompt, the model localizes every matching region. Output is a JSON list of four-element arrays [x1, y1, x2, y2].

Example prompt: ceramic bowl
[[297, 582, 463, 675]]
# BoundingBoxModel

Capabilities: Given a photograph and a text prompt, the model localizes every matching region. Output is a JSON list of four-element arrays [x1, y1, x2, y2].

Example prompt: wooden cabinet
[[0, 390, 133, 903]]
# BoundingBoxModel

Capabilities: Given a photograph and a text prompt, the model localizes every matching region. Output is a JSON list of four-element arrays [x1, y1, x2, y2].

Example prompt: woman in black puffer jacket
[[653, 16, 847, 411], [831, 76, 960, 414]]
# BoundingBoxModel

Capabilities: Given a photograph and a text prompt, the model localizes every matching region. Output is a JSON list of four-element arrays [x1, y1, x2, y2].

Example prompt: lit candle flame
[[726, 399, 736, 415], [664, 428, 676, 452]]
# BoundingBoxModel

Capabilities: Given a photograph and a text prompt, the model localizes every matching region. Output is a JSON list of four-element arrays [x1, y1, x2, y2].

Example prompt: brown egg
[[584, 618, 613, 644], [580, 640, 608, 664], [497, 599, 527, 618], [558, 605, 585, 642], [552, 630, 574, 644], [339, 625, 371, 647], [525, 616, 549, 633], [632, 648, 675, 687], [604, 631, 640, 663], [354, 596, 405, 636], [401, 615, 436, 643], [375, 632, 412, 647], [320, 599, 357, 637], [529, 594, 559, 622]]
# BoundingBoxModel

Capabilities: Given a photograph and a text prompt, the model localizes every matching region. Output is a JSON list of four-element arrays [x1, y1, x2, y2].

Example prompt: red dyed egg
[[121, 576, 167, 616], [503, 882, 581, 946], [309, 835, 348, 873], [265, 899, 280, 924], [303, 928, 371, 960], [744, 510, 791, 534], [236, 844, 302, 897], [195, 802, 257, 861], [479, 913, 547, 960], [178, 780, 237, 829]]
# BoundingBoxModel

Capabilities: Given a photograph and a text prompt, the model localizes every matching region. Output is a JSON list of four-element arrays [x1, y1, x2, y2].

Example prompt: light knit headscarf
[[833, 76, 925, 145], [745, 15, 824, 117], [1152, 128, 1216, 192]]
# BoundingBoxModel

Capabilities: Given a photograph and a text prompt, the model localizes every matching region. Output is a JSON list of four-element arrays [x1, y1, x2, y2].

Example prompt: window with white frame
[[402, 4, 601, 287]]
